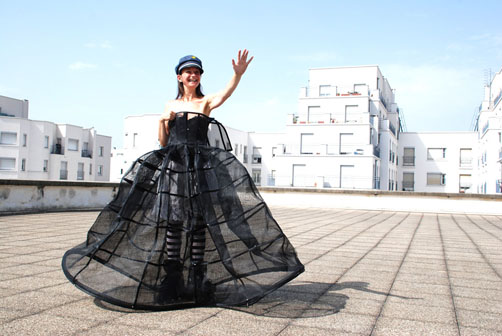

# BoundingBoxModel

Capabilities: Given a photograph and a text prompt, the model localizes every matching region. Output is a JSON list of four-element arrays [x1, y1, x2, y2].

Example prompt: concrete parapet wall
[[1, 180, 502, 215], [259, 187, 502, 215], [0, 179, 120, 214]]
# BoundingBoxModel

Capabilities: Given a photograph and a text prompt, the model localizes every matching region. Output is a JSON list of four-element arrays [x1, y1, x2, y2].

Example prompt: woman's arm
[[207, 49, 253, 111]]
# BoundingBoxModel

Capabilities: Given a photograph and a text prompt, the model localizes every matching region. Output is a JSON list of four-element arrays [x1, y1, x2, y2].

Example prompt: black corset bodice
[[167, 112, 233, 151], [167, 112, 211, 146]]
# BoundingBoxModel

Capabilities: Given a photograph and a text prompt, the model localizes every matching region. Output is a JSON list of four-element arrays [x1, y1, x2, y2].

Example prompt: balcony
[[51, 144, 64, 155], [300, 85, 369, 98], [252, 155, 262, 164], [81, 150, 92, 158]]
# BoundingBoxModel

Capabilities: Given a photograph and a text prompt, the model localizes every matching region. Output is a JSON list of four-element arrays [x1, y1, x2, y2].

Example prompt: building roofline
[[309, 65, 380, 71], [0, 94, 28, 102]]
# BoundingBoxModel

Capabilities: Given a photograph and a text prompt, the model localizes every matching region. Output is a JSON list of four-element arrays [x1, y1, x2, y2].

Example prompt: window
[[252, 147, 262, 164], [77, 162, 84, 180], [427, 148, 446, 160], [339, 133, 353, 154], [89, 163, 92, 175], [44, 136, 49, 148], [300, 133, 314, 154], [459, 174, 472, 193], [427, 173, 446, 186], [319, 85, 331, 96], [307, 106, 321, 123], [133, 133, 138, 147], [98, 165, 103, 176], [402, 172, 414, 191], [0, 132, 17, 145], [21, 159, 26, 171], [0, 158, 16, 170], [60, 161, 68, 180], [43, 160, 48, 172], [269, 170, 276, 186], [272, 147, 277, 157], [403, 147, 415, 166], [344, 105, 358, 122], [459, 148, 472, 167], [23, 134, 27, 147], [252, 169, 261, 185], [99, 146, 104, 157], [68, 139, 79, 151], [353, 83, 366, 94], [243, 146, 248, 163]]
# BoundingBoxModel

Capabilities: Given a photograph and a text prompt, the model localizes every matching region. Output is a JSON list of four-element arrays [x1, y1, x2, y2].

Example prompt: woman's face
[[177, 67, 201, 88]]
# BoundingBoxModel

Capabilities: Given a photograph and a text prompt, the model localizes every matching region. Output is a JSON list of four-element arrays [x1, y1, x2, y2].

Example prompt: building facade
[[0, 95, 112, 181], [110, 66, 502, 195]]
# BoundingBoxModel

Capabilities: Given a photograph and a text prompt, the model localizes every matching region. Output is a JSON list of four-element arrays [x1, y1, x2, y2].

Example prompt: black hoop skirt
[[62, 112, 304, 310]]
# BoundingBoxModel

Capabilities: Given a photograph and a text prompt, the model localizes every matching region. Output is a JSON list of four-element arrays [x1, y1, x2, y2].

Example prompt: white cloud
[[69, 62, 97, 70]]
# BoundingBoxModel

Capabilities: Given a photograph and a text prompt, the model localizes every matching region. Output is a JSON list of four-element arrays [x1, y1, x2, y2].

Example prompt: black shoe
[[156, 260, 184, 303], [185, 262, 215, 304]]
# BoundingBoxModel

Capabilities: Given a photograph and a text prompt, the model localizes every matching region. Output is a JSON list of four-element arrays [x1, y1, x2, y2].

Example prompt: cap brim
[[178, 62, 203, 73]]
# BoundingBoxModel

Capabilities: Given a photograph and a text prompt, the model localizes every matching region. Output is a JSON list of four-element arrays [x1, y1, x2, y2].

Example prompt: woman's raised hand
[[232, 49, 254, 76]]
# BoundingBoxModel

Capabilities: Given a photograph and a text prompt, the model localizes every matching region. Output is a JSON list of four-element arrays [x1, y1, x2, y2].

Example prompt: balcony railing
[[403, 155, 415, 166], [51, 144, 64, 155], [460, 158, 472, 167], [402, 181, 414, 191], [81, 150, 92, 158], [252, 155, 262, 164]]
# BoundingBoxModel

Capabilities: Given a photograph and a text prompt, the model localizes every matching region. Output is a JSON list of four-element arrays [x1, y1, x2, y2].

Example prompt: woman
[[62, 50, 304, 310]]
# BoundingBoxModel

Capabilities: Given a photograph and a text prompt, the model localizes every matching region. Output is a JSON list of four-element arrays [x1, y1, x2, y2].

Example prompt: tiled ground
[[0, 208, 501, 335]]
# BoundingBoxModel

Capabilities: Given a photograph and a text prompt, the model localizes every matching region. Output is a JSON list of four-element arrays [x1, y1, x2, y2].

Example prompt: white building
[[398, 132, 477, 193], [476, 68, 502, 193], [110, 66, 502, 195], [264, 65, 399, 190], [0, 95, 112, 181]]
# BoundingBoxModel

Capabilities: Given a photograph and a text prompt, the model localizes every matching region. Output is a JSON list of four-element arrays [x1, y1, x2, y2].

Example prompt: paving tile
[[0, 312, 101, 336], [381, 301, 456, 324], [291, 311, 376, 334], [454, 297, 502, 314], [279, 324, 363, 336], [456, 308, 502, 331], [372, 317, 459, 336]]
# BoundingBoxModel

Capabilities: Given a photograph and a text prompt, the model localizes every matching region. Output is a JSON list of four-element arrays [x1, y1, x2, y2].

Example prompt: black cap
[[175, 55, 203, 75]]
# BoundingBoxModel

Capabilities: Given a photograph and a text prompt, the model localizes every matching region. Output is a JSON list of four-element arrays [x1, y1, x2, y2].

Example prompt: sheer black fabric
[[62, 112, 304, 310]]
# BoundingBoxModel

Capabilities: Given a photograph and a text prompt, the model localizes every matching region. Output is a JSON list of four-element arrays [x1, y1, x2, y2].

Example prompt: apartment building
[[476, 68, 502, 193], [0, 95, 112, 181], [110, 66, 502, 194]]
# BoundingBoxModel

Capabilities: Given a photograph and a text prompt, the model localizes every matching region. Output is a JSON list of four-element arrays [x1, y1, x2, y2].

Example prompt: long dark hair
[[176, 82, 204, 99]]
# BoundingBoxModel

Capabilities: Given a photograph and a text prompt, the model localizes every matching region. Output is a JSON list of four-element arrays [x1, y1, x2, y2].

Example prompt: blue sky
[[1, 0, 502, 148]]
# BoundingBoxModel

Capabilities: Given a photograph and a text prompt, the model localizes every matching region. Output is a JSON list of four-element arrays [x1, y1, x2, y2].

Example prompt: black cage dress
[[62, 112, 304, 310]]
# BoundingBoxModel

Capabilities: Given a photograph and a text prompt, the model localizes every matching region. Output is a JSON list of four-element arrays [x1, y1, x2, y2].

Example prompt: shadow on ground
[[94, 281, 414, 319]]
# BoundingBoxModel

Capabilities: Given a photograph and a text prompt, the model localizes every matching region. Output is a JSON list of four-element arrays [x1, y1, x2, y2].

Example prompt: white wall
[[0, 95, 29, 118], [398, 132, 477, 193]]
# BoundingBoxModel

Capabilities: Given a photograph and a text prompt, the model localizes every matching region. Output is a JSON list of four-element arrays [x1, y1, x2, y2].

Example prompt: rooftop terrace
[[1, 206, 501, 335]]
